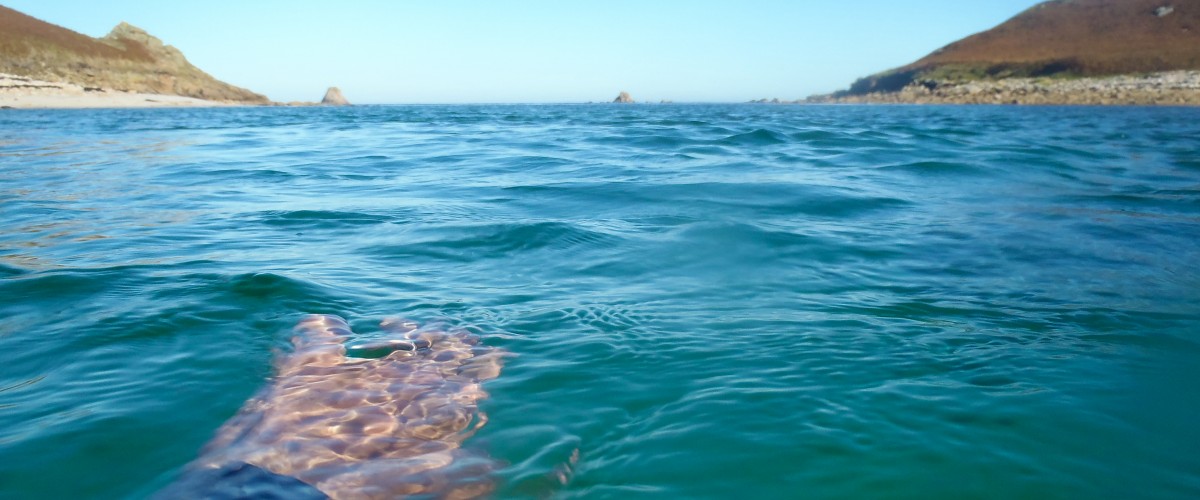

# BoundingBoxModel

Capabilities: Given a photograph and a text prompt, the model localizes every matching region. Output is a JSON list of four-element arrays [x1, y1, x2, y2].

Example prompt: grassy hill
[[845, 0, 1200, 95], [0, 5, 267, 103]]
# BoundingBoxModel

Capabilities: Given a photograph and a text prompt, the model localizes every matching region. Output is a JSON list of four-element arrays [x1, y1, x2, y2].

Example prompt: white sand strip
[[0, 73, 233, 109]]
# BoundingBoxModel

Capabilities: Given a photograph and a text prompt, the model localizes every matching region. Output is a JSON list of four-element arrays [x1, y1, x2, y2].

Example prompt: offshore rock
[[613, 91, 634, 103], [321, 86, 350, 106]]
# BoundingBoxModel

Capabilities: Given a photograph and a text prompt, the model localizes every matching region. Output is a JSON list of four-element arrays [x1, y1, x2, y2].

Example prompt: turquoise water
[[1, 104, 1198, 498]]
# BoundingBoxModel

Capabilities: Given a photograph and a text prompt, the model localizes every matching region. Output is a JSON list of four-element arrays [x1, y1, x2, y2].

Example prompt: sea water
[[1, 104, 1198, 498]]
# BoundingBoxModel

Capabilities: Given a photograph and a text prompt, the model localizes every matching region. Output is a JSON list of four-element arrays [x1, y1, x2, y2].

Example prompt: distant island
[[808, 0, 1200, 105]]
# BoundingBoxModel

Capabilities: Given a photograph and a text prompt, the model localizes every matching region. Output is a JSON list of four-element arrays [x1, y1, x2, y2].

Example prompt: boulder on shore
[[613, 91, 634, 103], [322, 87, 349, 106]]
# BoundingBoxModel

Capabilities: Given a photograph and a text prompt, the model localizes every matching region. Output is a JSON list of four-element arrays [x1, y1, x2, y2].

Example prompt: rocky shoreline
[[807, 71, 1200, 106]]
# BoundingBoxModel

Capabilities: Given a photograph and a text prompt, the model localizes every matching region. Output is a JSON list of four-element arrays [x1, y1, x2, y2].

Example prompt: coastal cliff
[[0, 5, 267, 104], [813, 0, 1200, 105]]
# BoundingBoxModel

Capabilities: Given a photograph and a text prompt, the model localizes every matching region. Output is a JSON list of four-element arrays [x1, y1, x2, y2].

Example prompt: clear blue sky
[[6, 1, 1044, 103]]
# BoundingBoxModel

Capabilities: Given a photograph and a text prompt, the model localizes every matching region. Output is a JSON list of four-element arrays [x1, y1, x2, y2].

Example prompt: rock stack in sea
[[613, 91, 634, 103], [321, 87, 350, 106]]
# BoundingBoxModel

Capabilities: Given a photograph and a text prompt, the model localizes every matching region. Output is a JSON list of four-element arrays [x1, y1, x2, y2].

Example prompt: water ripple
[[0, 104, 1198, 498]]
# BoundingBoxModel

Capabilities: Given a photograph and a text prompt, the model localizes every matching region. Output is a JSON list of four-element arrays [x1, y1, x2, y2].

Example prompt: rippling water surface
[[2, 104, 1199, 498]]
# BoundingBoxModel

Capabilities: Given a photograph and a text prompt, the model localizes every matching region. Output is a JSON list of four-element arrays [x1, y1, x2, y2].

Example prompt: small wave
[[1172, 157, 1200, 171], [0, 262, 28, 278], [788, 128, 883, 149], [670, 220, 904, 266], [584, 133, 695, 149], [626, 181, 913, 219], [674, 220, 816, 250], [367, 221, 622, 263], [878, 160, 986, 175], [648, 119, 711, 127], [0, 270, 112, 304], [256, 210, 394, 228], [196, 167, 301, 182], [500, 155, 574, 171], [791, 194, 913, 218], [789, 129, 844, 142], [448, 221, 618, 253], [719, 128, 788, 146], [195, 138, 266, 150], [224, 272, 329, 302], [422, 153, 476, 164], [628, 135, 694, 148], [677, 145, 737, 156]]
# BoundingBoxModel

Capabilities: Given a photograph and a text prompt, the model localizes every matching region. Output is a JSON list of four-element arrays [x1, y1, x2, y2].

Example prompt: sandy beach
[[0, 73, 231, 109]]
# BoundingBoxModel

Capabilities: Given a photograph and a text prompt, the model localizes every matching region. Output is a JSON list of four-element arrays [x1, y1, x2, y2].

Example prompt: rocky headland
[[811, 0, 1200, 105], [0, 5, 268, 106]]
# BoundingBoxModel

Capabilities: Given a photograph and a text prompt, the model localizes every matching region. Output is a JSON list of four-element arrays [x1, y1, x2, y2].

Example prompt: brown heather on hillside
[[0, 5, 267, 103], [845, 0, 1200, 95]]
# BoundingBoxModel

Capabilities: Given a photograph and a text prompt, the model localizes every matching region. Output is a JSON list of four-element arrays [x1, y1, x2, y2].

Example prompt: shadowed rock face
[[168, 315, 506, 499]]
